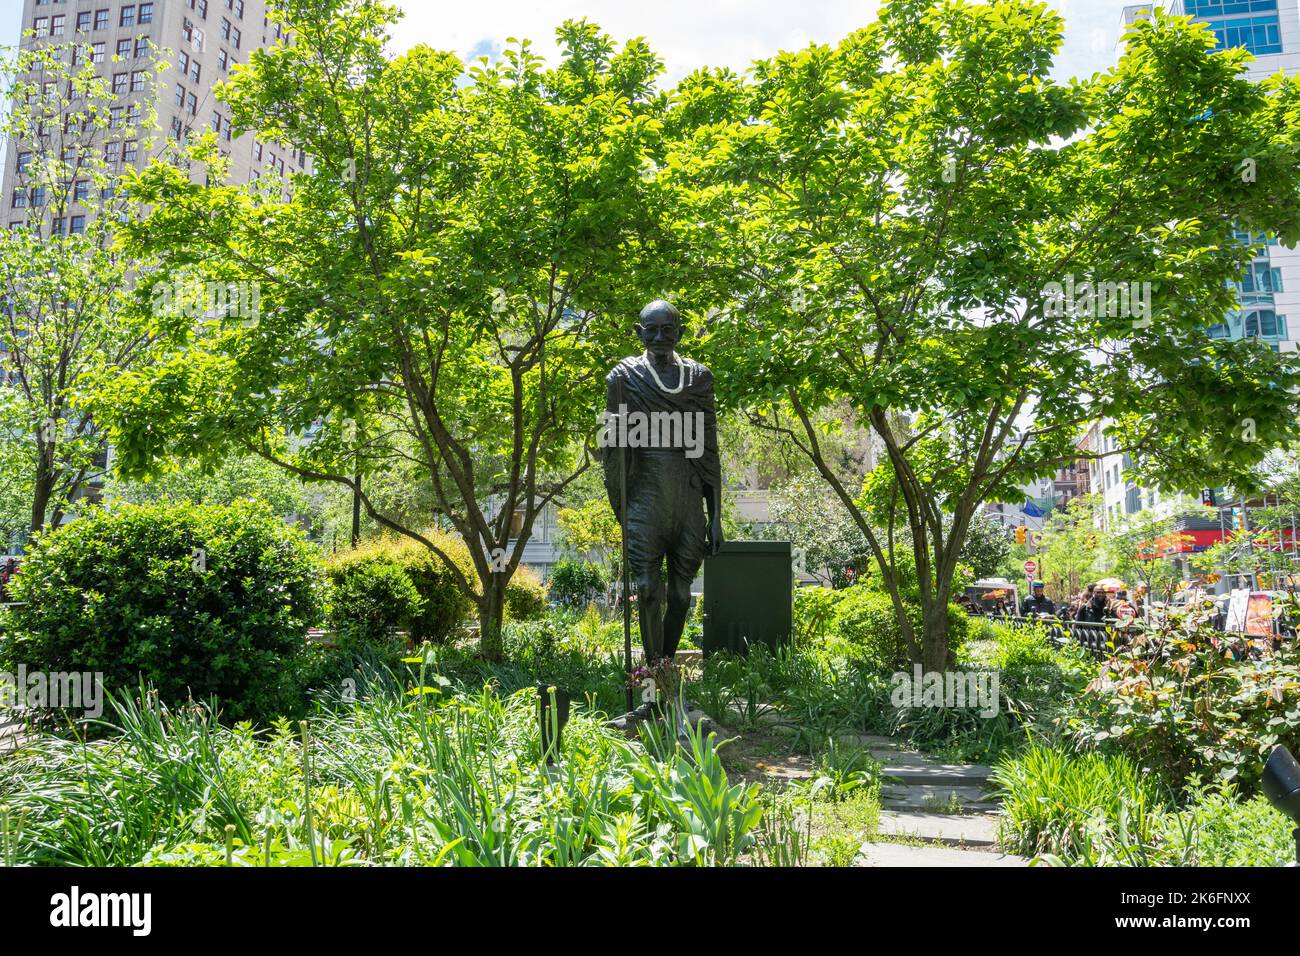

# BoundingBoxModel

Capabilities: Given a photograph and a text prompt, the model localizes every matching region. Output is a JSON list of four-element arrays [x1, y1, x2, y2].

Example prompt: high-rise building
[[1081, 2, 1300, 538], [1122, 0, 1300, 353], [0, 2, 310, 550], [0, 0, 311, 225]]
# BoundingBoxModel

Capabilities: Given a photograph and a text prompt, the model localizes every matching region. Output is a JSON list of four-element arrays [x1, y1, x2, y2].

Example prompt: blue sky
[[0, 1, 1139, 81]]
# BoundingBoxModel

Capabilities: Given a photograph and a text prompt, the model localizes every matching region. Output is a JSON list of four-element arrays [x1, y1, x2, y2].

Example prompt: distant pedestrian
[[1076, 589, 1110, 624], [1020, 581, 1055, 617]]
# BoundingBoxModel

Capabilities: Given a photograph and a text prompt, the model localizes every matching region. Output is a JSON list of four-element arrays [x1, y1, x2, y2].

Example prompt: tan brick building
[[1, 0, 310, 228]]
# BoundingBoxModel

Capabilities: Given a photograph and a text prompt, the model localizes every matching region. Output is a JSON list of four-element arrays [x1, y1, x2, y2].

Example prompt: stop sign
[[1024, 560, 1037, 578]]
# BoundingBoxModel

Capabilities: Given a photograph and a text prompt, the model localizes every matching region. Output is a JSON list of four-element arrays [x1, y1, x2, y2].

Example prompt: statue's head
[[637, 300, 681, 361]]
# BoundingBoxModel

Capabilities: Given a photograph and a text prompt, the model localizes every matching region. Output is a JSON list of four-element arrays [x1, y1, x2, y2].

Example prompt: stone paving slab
[[879, 758, 993, 784], [880, 786, 997, 814], [857, 842, 1029, 867], [877, 811, 999, 847]]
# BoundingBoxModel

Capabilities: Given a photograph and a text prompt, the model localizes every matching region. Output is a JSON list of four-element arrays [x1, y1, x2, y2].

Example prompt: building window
[[175, 83, 185, 107], [131, 71, 146, 92], [1185, 0, 1279, 17], [51, 14, 66, 35], [32, 17, 48, 37], [94, 8, 109, 31], [117, 38, 132, 58], [74, 181, 90, 202], [187, 92, 197, 115], [190, 61, 201, 83], [1241, 261, 1283, 296], [123, 141, 138, 162], [112, 72, 128, 94], [16, 152, 31, 173], [1245, 309, 1287, 339], [11, 190, 26, 210], [120, 6, 135, 28], [139, 3, 154, 25], [1203, 14, 1283, 54], [70, 215, 86, 235], [76, 11, 91, 32], [135, 36, 150, 58]]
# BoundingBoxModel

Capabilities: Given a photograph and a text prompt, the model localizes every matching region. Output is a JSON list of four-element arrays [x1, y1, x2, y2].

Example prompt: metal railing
[[986, 612, 1125, 660]]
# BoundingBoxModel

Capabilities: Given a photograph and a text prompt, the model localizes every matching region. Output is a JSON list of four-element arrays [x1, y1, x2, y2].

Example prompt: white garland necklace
[[643, 351, 686, 395]]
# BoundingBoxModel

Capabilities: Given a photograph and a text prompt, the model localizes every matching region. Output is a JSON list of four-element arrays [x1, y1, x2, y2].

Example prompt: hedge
[[324, 531, 475, 645], [1, 500, 322, 723]]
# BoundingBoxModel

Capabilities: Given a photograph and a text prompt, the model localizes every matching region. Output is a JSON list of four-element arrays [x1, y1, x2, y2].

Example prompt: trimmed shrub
[[830, 585, 968, 672], [326, 559, 423, 644], [505, 566, 548, 622], [548, 559, 607, 609], [325, 531, 474, 645], [1, 500, 321, 723]]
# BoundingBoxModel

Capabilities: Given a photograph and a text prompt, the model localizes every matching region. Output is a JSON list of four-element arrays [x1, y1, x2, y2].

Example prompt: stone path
[[850, 734, 1029, 867], [858, 843, 1029, 867], [0, 718, 29, 756]]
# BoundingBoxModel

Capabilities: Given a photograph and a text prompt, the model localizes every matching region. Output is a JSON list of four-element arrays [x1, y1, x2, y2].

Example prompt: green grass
[[992, 741, 1166, 861], [1159, 787, 1296, 867], [0, 662, 788, 867]]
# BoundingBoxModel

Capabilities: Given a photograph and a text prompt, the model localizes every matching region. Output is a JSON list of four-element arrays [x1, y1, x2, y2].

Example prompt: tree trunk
[[920, 599, 952, 673], [478, 575, 506, 662], [29, 467, 54, 540]]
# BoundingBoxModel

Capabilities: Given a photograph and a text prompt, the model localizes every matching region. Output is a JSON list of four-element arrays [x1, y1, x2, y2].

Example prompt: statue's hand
[[707, 512, 724, 556]]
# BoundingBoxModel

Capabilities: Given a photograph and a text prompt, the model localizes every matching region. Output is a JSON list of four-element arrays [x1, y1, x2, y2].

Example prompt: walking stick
[[618, 376, 634, 715]]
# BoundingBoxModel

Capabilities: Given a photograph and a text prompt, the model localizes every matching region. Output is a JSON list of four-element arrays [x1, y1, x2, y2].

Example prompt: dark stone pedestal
[[701, 541, 794, 657]]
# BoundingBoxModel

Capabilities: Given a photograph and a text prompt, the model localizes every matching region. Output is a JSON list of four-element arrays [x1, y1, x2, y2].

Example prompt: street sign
[[1024, 560, 1037, 579]]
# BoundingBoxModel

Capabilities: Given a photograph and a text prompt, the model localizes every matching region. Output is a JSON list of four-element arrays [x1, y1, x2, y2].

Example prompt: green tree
[[556, 497, 622, 572], [957, 510, 1012, 581], [766, 474, 870, 587], [672, 1, 1300, 670], [1101, 495, 1202, 598], [0, 41, 161, 538], [104, 452, 316, 517], [103, 2, 679, 658], [1033, 494, 1101, 602]]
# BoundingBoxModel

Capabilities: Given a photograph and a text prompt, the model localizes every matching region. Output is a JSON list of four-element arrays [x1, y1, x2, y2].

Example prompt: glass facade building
[[1182, 0, 1292, 348]]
